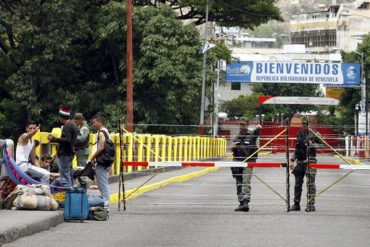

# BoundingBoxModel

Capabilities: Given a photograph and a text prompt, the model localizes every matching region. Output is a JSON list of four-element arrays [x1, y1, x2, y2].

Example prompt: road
[[4, 154, 370, 247]]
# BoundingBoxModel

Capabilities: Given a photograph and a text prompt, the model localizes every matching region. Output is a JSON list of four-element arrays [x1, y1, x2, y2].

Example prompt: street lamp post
[[353, 51, 367, 136], [355, 103, 360, 136]]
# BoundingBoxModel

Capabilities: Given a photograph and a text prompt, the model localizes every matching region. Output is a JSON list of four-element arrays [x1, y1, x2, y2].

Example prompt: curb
[[107, 166, 182, 184], [334, 155, 360, 164], [0, 211, 64, 246], [259, 151, 271, 156], [110, 167, 219, 204]]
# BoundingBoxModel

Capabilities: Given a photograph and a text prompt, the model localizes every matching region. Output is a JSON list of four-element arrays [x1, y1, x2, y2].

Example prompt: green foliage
[[135, 0, 283, 28], [220, 93, 261, 119], [221, 81, 324, 120], [0, 0, 98, 137], [96, 5, 207, 134], [336, 42, 366, 130], [0, 0, 277, 138], [207, 43, 232, 64]]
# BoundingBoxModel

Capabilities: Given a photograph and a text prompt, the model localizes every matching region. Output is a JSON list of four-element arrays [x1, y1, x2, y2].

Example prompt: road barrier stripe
[[123, 161, 286, 168], [309, 164, 370, 170], [123, 161, 370, 170], [309, 164, 340, 169]]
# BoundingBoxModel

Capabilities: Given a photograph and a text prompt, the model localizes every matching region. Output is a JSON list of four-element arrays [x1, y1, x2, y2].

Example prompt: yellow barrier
[[33, 129, 227, 176]]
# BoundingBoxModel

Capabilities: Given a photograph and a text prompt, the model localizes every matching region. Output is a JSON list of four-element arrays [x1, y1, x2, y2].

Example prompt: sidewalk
[[0, 166, 216, 246]]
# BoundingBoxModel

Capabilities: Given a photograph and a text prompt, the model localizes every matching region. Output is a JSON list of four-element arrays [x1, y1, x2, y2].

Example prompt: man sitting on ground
[[40, 155, 60, 181], [16, 121, 50, 184]]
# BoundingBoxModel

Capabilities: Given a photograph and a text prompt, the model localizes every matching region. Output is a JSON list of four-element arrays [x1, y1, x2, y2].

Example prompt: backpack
[[96, 130, 115, 167], [295, 140, 307, 161], [89, 206, 109, 221], [295, 130, 308, 161]]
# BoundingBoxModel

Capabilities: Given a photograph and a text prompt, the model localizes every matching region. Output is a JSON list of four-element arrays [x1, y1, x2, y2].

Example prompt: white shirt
[[16, 139, 34, 164]]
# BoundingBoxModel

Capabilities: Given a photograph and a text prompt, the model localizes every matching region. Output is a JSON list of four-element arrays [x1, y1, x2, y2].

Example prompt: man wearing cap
[[290, 117, 323, 212], [231, 118, 261, 212], [74, 113, 90, 167], [47, 106, 78, 188]]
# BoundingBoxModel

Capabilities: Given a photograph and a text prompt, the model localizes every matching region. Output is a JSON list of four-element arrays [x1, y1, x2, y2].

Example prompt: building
[[213, 26, 277, 48], [290, 0, 370, 53]]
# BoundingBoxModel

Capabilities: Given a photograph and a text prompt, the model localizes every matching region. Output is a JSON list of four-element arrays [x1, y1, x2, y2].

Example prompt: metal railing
[[32, 128, 227, 176]]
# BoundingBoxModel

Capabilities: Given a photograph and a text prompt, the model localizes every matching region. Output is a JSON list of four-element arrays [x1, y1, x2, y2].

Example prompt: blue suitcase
[[64, 188, 89, 222]]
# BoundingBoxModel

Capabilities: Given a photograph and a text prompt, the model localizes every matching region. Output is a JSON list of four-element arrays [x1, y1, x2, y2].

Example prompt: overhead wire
[[213, 0, 279, 18]]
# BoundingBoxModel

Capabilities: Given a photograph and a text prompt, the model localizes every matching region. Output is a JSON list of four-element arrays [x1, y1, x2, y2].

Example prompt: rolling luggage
[[64, 188, 89, 222]]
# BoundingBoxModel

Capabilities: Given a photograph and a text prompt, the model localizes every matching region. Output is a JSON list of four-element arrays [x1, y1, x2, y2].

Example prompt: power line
[[213, 0, 279, 18]]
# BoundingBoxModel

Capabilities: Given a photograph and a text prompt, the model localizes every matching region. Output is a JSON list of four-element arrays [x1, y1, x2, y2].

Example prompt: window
[[231, 82, 241, 90]]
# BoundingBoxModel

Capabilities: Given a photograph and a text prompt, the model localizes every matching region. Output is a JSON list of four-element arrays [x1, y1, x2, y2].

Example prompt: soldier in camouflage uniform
[[74, 113, 90, 167], [290, 117, 323, 212], [231, 119, 261, 212]]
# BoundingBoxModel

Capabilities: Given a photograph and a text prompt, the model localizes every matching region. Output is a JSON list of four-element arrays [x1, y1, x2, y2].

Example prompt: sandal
[[89, 185, 99, 190]]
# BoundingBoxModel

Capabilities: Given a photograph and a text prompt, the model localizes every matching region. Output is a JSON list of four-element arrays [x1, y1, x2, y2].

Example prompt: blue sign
[[226, 61, 361, 86]]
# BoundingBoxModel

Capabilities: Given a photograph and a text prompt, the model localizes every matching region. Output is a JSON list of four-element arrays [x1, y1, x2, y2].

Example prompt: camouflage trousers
[[292, 159, 317, 207], [234, 167, 253, 203], [76, 148, 89, 167]]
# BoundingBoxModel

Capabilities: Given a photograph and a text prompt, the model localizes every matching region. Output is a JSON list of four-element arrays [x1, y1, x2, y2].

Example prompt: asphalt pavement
[[2, 154, 370, 247], [0, 166, 209, 246]]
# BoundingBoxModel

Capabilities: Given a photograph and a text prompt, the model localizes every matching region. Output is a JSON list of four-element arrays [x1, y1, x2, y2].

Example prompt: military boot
[[235, 200, 249, 212], [290, 203, 301, 211], [305, 205, 316, 212]]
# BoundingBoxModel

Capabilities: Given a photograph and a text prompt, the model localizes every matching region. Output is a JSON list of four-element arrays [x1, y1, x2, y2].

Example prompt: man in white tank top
[[88, 114, 111, 209], [16, 121, 50, 184]]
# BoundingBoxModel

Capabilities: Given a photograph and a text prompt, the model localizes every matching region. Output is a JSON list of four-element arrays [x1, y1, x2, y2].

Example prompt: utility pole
[[354, 51, 368, 157], [366, 75, 368, 137], [355, 104, 360, 136], [200, 0, 209, 136], [213, 61, 220, 136], [354, 51, 366, 136], [126, 0, 134, 132], [361, 54, 367, 137], [365, 67, 369, 158]]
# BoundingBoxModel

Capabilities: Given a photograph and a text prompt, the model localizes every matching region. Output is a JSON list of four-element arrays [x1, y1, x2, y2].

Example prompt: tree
[[135, 0, 283, 28], [88, 4, 223, 134], [0, 0, 273, 138], [0, 0, 100, 138], [220, 93, 260, 119]]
